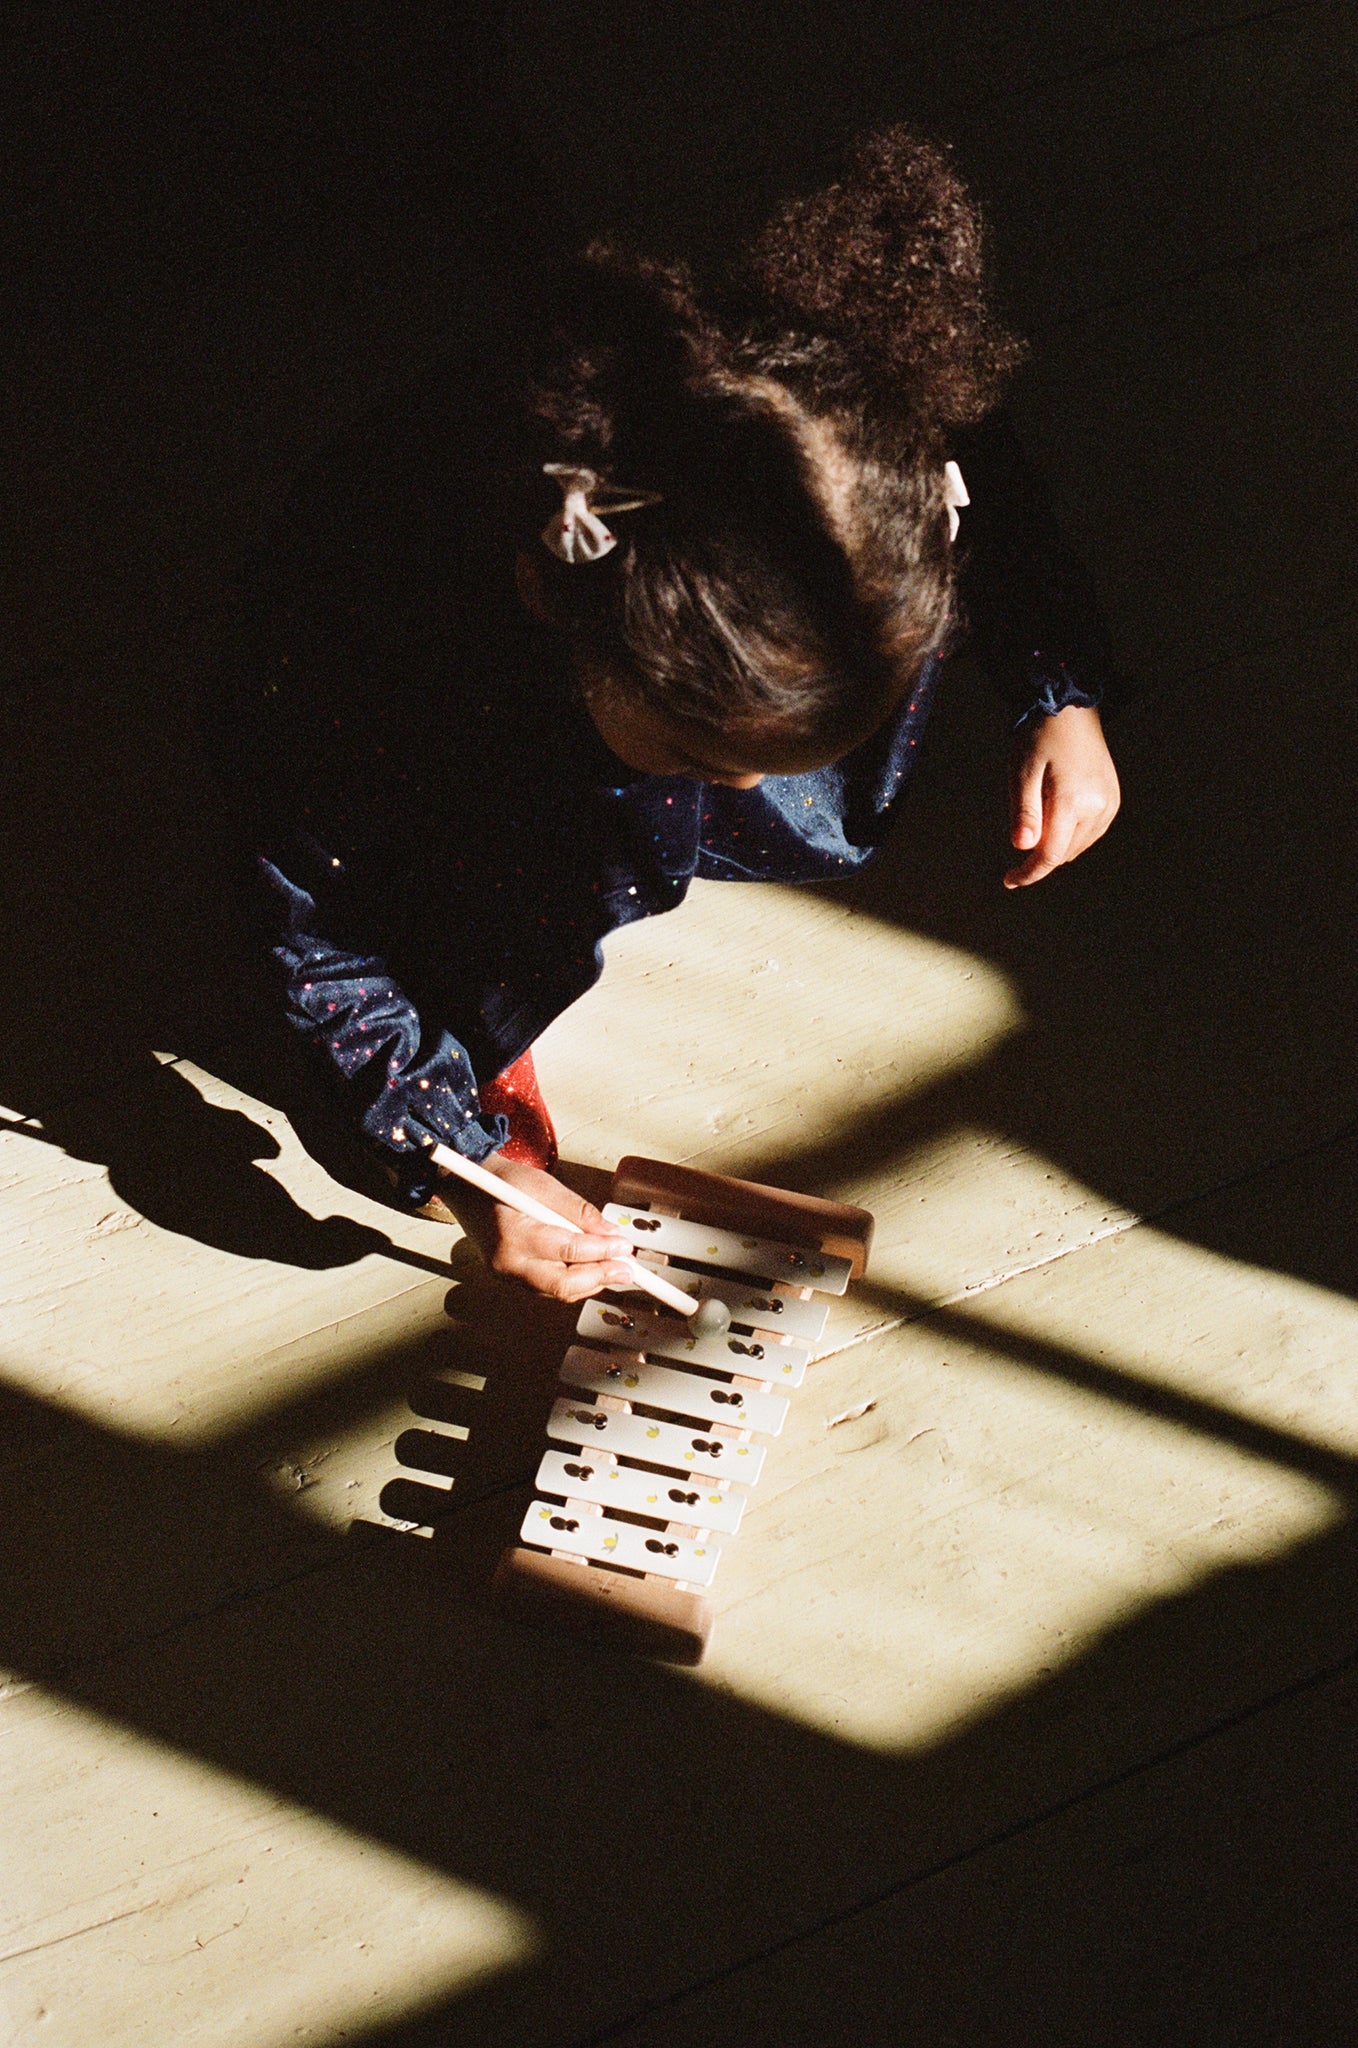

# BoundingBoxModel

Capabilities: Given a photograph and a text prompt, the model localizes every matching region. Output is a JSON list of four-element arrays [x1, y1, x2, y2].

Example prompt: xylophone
[[490, 1156, 873, 1664]]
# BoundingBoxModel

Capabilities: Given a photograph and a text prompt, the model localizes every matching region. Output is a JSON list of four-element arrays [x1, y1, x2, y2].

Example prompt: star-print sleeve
[[260, 857, 508, 1203], [952, 412, 1126, 722]]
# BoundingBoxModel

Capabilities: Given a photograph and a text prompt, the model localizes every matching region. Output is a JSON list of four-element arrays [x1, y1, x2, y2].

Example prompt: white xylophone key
[[602, 1205, 853, 1295], [546, 1398, 767, 1483], [560, 1346, 790, 1436], [522, 1500, 721, 1585], [534, 1447, 748, 1534], [578, 1297, 811, 1387], [635, 1268, 831, 1345]]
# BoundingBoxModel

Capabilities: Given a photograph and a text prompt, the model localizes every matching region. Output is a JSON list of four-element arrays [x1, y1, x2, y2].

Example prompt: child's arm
[[254, 855, 502, 1185], [266, 896, 630, 1300], [952, 412, 1120, 719], [951, 413, 1126, 886]]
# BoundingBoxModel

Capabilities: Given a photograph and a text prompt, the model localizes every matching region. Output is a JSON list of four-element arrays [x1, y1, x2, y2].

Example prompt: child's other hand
[[1005, 705, 1120, 889], [474, 1157, 634, 1304]]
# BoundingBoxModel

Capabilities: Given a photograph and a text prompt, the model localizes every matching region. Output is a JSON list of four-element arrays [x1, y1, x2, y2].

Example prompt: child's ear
[[515, 549, 554, 623]]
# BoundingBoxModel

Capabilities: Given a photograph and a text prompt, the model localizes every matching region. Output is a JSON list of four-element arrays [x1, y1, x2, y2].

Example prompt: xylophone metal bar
[[492, 1156, 873, 1665]]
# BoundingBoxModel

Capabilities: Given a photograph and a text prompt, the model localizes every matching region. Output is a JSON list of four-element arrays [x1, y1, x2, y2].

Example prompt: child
[[217, 128, 1121, 1302]]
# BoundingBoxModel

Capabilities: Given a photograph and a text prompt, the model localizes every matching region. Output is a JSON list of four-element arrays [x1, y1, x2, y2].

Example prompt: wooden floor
[[3, 5, 1356, 2042]]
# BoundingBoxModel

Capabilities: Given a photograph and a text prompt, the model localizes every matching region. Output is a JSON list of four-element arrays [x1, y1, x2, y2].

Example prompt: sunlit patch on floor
[[0, 1694, 539, 2048], [686, 1221, 1355, 1750], [536, 879, 1026, 1179]]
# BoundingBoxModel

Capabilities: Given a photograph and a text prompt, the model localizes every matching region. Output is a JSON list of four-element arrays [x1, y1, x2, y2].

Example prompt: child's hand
[[1005, 704, 1121, 889], [468, 1157, 635, 1304]]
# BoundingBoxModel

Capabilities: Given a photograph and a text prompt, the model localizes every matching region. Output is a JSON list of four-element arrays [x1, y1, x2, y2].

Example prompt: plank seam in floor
[[576, 1641, 1358, 2048], [1097, 585, 1358, 692], [0, 1545, 362, 1707], [1042, 212, 1358, 339], [0, 1903, 165, 1972], [988, 0, 1332, 105], [194, 1273, 448, 1386], [0, 603, 226, 698]]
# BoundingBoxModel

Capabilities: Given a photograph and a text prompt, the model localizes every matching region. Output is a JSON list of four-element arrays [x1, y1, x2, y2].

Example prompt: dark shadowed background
[[2, 5, 1356, 2043]]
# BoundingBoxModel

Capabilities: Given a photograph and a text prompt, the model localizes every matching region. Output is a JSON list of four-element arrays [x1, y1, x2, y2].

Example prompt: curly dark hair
[[523, 127, 1024, 759]]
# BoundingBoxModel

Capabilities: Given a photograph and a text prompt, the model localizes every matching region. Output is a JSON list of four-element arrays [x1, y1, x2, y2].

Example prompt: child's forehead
[[693, 733, 830, 776], [659, 665, 925, 770], [582, 654, 913, 777], [651, 705, 857, 777]]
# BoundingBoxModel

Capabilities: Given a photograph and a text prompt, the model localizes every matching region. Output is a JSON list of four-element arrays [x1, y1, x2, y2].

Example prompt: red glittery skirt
[[479, 1048, 558, 1169]]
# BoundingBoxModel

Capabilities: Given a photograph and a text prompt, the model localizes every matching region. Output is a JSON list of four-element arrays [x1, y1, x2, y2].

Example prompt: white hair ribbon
[[943, 459, 969, 543], [541, 463, 662, 564]]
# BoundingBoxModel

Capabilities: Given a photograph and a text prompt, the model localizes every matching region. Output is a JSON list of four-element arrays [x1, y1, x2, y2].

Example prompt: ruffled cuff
[[378, 1115, 508, 1212], [1011, 657, 1104, 726], [286, 964, 509, 1165]]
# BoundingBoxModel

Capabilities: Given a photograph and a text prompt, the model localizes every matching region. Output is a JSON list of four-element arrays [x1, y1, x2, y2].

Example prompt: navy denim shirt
[[217, 348, 1116, 1205]]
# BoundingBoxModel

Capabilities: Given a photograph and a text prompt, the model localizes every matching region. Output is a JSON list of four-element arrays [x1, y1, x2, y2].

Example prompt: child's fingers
[[519, 1222, 625, 1269], [489, 1211, 633, 1303], [538, 1256, 636, 1304], [576, 1198, 625, 1239], [542, 1188, 618, 1237], [561, 1232, 632, 1266], [506, 1242, 634, 1304], [1009, 754, 1047, 851], [1003, 800, 1080, 889]]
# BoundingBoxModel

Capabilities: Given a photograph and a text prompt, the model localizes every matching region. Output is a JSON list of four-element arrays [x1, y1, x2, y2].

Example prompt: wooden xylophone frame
[[492, 1155, 874, 1665]]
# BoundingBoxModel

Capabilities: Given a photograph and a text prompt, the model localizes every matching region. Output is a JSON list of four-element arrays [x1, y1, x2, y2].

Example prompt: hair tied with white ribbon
[[541, 463, 663, 564], [943, 459, 969, 543]]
